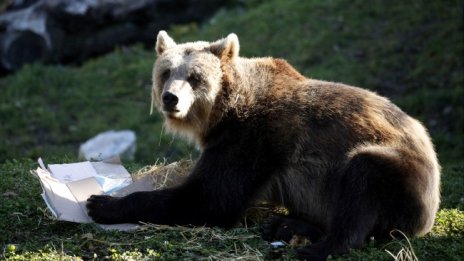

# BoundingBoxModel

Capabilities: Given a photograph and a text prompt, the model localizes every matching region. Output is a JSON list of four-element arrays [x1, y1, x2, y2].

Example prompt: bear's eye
[[187, 73, 202, 89], [160, 70, 170, 82]]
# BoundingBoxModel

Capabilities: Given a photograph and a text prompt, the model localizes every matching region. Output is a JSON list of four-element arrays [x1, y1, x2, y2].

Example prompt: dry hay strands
[[132, 159, 194, 190], [384, 230, 419, 261]]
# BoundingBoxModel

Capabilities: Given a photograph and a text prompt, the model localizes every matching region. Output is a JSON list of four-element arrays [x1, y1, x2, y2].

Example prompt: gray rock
[[79, 130, 136, 161]]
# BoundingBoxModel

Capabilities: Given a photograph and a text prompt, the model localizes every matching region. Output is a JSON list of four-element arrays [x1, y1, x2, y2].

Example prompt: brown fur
[[151, 31, 439, 238]]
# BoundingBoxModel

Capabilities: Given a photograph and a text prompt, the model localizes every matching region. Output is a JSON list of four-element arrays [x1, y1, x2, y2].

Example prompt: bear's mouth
[[163, 108, 181, 119], [162, 106, 179, 113]]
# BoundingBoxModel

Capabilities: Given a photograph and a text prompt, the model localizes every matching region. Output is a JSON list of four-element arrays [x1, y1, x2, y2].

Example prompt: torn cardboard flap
[[32, 158, 153, 230]]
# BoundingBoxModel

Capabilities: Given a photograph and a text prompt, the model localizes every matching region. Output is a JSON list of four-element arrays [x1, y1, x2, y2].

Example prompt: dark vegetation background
[[0, 0, 463, 260]]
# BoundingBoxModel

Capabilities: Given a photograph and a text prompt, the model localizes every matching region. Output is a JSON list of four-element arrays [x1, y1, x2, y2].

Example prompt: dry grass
[[384, 230, 419, 261], [132, 159, 193, 190], [138, 223, 265, 260]]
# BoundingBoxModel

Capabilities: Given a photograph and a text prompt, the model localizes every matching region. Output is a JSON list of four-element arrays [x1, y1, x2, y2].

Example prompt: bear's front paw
[[86, 195, 127, 224]]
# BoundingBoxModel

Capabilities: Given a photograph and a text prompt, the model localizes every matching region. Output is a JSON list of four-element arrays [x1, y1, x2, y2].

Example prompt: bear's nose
[[162, 92, 179, 109]]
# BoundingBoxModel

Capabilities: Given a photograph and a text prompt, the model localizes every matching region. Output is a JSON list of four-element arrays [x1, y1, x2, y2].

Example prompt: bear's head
[[151, 31, 240, 144]]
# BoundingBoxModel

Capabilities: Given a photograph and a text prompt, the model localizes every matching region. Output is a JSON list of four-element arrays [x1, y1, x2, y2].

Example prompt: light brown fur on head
[[152, 32, 240, 146]]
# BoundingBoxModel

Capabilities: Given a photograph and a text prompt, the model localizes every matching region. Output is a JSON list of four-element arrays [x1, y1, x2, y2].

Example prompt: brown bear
[[87, 31, 441, 260]]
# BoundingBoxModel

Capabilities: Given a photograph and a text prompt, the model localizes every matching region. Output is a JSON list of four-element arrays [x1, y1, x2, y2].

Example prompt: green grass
[[0, 0, 463, 260], [0, 159, 462, 260]]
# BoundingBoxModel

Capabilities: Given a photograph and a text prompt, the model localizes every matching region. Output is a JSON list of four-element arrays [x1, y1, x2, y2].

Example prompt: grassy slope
[[0, 46, 194, 164], [0, 0, 463, 260]]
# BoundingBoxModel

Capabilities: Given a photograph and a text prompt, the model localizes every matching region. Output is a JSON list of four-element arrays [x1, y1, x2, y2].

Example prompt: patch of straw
[[138, 223, 264, 260], [384, 230, 419, 261], [132, 159, 193, 190]]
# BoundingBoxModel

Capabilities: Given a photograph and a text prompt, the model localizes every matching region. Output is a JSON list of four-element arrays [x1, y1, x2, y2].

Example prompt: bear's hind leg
[[297, 146, 421, 261]]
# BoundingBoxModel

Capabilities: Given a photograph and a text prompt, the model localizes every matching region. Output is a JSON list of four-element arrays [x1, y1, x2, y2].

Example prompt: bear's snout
[[162, 92, 179, 110]]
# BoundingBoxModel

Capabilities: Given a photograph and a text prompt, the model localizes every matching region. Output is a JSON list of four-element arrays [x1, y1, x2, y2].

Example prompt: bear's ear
[[156, 30, 176, 55], [209, 33, 240, 60]]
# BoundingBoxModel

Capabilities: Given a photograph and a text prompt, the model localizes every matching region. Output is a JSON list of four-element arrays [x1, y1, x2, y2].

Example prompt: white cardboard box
[[32, 158, 153, 230]]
